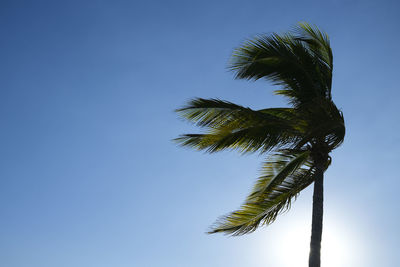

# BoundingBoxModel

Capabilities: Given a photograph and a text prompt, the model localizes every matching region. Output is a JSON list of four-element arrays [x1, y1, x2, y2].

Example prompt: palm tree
[[175, 23, 345, 267]]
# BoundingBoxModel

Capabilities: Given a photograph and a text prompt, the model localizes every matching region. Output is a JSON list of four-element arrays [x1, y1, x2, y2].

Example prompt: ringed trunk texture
[[308, 163, 324, 267]]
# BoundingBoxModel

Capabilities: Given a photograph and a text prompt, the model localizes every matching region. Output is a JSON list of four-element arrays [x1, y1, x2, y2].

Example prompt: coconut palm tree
[[175, 23, 345, 267]]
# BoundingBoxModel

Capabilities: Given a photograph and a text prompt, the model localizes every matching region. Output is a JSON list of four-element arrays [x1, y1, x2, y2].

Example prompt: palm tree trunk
[[308, 163, 324, 267]]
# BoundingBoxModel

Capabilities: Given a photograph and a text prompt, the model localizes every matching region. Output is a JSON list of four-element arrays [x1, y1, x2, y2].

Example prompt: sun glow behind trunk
[[272, 219, 360, 267]]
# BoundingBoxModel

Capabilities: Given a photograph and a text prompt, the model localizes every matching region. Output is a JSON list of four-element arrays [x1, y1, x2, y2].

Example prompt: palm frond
[[208, 150, 315, 235], [247, 150, 311, 201], [175, 99, 305, 154], [229, 23, 333, 106], [295, 22, 333, 98], [229, 34, 315, 101], [176, 98, 275, 128], [174, 126, 299, 154], [295, 22, 332, 68]]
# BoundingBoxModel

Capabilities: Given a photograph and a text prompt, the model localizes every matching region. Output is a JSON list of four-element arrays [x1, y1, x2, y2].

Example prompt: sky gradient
[[1, 0, 399, 266]]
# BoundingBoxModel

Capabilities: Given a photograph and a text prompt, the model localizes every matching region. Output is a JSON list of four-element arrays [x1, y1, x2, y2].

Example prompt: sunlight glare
[[273, 221, 355, 267]]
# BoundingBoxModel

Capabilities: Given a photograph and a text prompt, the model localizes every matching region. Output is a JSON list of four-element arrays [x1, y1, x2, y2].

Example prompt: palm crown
[[175, 23, 345, 236]]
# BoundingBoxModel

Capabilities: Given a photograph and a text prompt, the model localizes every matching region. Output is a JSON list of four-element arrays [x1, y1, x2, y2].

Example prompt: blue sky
[[1, 0, 399, 266]]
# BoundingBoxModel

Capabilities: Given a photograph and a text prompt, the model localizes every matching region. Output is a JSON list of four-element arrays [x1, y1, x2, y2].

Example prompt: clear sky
[[1, 0, 399, 266]]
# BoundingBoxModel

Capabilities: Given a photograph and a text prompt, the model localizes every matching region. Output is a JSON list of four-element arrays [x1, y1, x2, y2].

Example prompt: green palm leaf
[[229, 22, 333, 108], [175, 98, 305, 153], [208, 150, 314, 235], [176, 98, 296, 128]]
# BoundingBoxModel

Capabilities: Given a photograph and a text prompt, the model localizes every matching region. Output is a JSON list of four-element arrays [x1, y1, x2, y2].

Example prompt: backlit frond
[[175, 99, 306, 154], [229, 23, 334, 107], [208, 150, 315, 235], [174, 126, 300, 154]]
